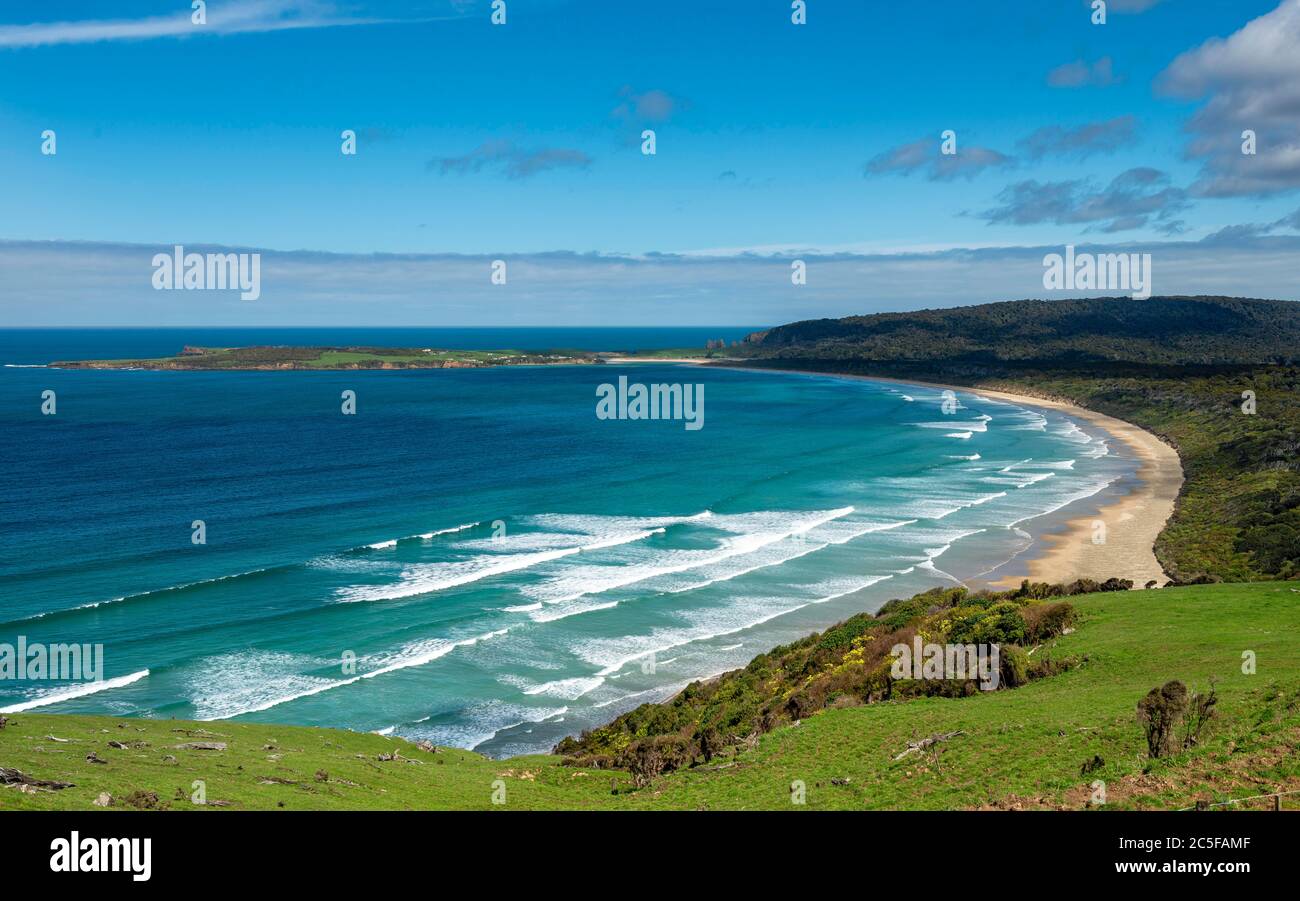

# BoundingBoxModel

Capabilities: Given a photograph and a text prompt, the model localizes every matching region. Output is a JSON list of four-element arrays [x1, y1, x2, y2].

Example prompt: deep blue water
[[0, 329, 1132, 755]]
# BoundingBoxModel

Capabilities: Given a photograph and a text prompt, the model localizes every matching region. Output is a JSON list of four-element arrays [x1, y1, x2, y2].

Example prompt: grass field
[[3, 582, 1297, 811], [311, 349, 533, 365]]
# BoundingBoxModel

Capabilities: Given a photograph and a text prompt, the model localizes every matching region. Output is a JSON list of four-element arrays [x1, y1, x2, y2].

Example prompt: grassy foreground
[[2, 582, 1298, 811]]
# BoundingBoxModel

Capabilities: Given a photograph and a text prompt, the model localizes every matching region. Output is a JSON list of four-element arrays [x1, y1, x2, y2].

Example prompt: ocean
[[0, 328, 1132, 756]]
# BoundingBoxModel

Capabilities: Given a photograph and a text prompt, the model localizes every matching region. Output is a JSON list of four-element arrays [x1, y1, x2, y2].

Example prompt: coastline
[[601, 356, 721, 364], [7, 355, 1187, 751], [952, 384, 1182, 589], [695, 363, 1184, 589]]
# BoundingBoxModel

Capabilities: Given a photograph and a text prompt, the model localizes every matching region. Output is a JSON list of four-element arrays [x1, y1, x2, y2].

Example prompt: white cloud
[[611, 87, 681, 124], [865, 137, 1013, 181], [0, 0, 442, 49], [429, 141, 594, 179], [1047, 56, 1119, 88], [1158, 0, 1300, 197], [1108, 0, 1166, 11], [1017, 116, 1138, 160]]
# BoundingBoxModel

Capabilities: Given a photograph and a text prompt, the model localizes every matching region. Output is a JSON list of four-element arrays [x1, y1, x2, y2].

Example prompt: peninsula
[[49, 345, 603, 371]]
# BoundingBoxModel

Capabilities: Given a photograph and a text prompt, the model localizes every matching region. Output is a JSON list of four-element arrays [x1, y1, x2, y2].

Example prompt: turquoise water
[[0, 329, 1132, 755]]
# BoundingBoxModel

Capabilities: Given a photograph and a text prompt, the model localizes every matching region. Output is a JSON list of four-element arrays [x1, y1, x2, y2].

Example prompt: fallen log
[[893, 730, 967, 761], [0, 766, 75, 790]]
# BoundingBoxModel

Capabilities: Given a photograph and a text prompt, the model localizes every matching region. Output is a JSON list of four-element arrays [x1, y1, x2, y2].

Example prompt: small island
[[48, 343, 740, 371], [50, 345, 606, 371]]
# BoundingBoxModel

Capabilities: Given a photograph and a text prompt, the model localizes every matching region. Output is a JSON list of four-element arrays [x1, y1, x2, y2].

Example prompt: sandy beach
[[954, 385, 1183, 589], [602, 356, 722, 364], [698, 364, 1185, 589]]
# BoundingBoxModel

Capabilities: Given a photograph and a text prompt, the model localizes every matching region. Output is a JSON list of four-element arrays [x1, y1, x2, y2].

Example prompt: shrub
[[555, 577, 1125, 768], [1028, 653, 1082, 681], [698, 727, 724, 763], [1012, 578, 1131, 599], [1021, 602, 1076, 643], [1181, 680, 1218, 749], [816, 614, 878, 652], [949, 601, 1026, 645], [1137, 681, 1190, 758], [1164, 574, 1222, 587], [875, 586, 968, 629], [619, 734, 694, 787], [554, 735, 583, 756], [122, 790, 165, 810], [1136, 679, 1221, 758], [999, 645, 1030, 688]]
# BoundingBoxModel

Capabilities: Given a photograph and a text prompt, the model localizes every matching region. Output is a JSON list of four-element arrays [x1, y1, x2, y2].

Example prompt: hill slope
[[742, 296, 1300, 370], [3, 583, 1297, 811]]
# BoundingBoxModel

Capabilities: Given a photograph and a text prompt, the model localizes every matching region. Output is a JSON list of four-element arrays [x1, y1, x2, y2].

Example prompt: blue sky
[[1, 0, 1298, 324]]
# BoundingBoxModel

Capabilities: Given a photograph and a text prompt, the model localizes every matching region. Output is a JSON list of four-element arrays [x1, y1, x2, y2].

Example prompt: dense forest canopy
[[740, 297, 1300, 369]]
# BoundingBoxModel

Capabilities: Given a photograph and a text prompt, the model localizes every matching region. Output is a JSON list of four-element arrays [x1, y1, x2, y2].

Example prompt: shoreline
[[601, 356, 722, 364], [705, 364, 1184, 589], [9, 357, 1187, 751], [952, 384, 1182, 589]]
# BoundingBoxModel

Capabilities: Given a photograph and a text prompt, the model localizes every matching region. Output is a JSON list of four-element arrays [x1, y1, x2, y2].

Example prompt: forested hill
[[740, 296, 1300, 370]]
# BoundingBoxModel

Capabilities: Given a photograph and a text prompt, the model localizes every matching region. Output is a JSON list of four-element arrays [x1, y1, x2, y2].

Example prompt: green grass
[[311, 350, 434, 365], [639, 582, 1300, 810], [3, 583, 1298, 810], [310, 349, 528, 366]]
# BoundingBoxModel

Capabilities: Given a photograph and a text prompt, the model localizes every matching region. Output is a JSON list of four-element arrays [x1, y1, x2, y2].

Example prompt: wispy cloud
[[713, 170, 773, 190], [611, 87, 682, 124], [980, 167, 1188, 232], [1200, 205, 1300, 243], [1107, 0, 1166, 11], [429, 140, 593, 179], [1047, 56, 1120, 88], [0, 0, 443, 49], [1017, 116, 1138, 160], [1277, 206, 1300, 230], [610, 86, 686, 145], [865, 137, 1013, 181]]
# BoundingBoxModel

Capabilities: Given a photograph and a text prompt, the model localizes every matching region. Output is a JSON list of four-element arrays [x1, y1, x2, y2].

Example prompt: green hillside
[[4, 582, 1297, 811], [555, 577, 1130, 772]]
